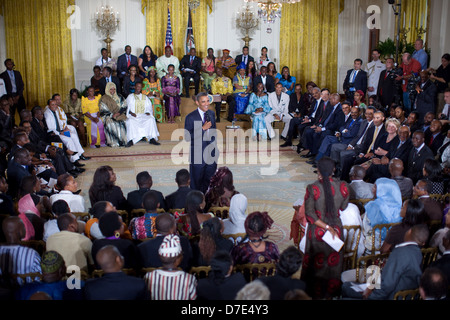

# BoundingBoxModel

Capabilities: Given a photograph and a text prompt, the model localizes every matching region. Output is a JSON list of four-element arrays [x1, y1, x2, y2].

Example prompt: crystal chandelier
[[236, 5, 259, 47], [188, 0, 201, 13], [244, 0, 301, 24], [95, 5, 120, 57]]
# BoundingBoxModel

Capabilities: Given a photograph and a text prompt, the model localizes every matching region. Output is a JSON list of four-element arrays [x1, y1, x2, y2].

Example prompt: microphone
[[205, 110, 211, 123]]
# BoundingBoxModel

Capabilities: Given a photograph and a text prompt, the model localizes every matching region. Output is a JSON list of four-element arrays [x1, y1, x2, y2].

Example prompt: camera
[[407, 72, 421, 93]]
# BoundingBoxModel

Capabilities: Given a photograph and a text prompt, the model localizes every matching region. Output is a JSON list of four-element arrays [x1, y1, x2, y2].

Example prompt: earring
[[115, 232, 120, 239]]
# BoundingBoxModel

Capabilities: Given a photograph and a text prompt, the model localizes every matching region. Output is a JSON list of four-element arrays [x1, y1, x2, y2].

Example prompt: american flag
[[185, 8, 195, 54], [165, 7, 173, 50]]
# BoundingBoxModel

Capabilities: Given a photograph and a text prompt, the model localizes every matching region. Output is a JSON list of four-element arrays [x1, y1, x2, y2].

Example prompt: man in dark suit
[[0, 96, 13, 149], [343, 58, 368, 105], [414, 180, 443, 222], [84, 246, 147, 300], [234, 46, 254, 69], [98, 67, 121, 96], [165, 169, 192, 210], [377, 58, 402, 109], [0, 59, 25, 124], [127, 171, 166, 211], [180, 48, 202, 98], [6, 148, 32, 199], [185, 92, 218, 194], [138, 213, 193, 272], [430, 230, 450, 281], [407, 130, 435, 184], [425, 120, 445, 156], [414, 70, 438, 126], [116, 45, 138, 82], [252, 66, 275, 93]]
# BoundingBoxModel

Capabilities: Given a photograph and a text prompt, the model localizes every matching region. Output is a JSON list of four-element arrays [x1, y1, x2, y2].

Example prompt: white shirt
[[50, 190, 85, 213], [365, 60, 386, 93], [95, 56, 112, 67]]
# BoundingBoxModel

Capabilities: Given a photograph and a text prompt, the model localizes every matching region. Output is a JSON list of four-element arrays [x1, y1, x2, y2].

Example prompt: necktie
[[351, 70, 358, 83], [348, 119, 355, 129], [52, 111, 61, 132], [106, 77, 110, 83], [190, 56, 193, 65], [430, 135, 435, 146], [367, 126, 379, 154], [127, 55, 131, 68]]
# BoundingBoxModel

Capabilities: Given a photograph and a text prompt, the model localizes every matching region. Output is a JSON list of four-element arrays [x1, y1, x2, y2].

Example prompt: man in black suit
[[0, 59, 25, 124], [425, 120, 445, 156], [414, 70, 438, 127], [127, 171, 166, 212], [138, 213, 193, 272], [407, 130, 435, 184], [180, 48, 202, 98], [84, 245, 147, 300], [165, 169, 192, 210], [116, 45, 138, 82], [6, 148, 32, 199], [343, 58, 368, 105], [377, 58, 402, 109], [185, 92, 218, 194], [234, 46, 254, 69], [98, 67, 121, 96], [252, 66, 275, 93]]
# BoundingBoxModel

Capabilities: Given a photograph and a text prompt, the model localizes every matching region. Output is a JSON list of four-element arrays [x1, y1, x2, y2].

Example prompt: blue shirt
[[412, 49, 428, 71]]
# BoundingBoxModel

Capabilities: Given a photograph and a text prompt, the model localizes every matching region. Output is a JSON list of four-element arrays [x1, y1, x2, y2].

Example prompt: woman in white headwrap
[[222, 194, 248, 235]]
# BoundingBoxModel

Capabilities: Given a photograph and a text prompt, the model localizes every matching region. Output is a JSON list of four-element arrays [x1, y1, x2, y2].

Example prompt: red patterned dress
[[301, 178, 349, 299]]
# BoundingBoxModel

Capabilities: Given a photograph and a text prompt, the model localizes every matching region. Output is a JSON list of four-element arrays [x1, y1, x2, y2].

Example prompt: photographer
[[343, 59, 367, 106], [428, 53, 450, 115], [397, 53, 422, 113], [414, 70, 438, 126], [377, 58, 402, 109]]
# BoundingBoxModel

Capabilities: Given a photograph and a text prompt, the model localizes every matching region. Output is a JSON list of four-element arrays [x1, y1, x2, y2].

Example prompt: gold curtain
[[2, 0, 75, 108], [279, 0, 340, 93], [400, 0, 428, 45], [141, 0, 208, 59]]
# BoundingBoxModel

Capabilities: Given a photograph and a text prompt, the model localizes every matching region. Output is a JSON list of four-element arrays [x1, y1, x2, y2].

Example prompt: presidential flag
[[165, 7, 173, 50], [185, 8, 195, 54]]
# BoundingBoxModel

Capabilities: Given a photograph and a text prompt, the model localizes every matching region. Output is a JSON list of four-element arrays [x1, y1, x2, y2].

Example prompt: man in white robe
[[125, 82, 160, 147], [364, 49, 386, 99], [156, 46, 183, 94], [44, 99, 87, 164]]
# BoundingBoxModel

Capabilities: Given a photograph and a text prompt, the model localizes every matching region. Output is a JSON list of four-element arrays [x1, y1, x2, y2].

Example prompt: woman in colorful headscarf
[[362, 177, 403, 255], [82, 86, 107, 148], [231, 211, 280, 265], [205, 167, 239, 212], [217, 49, 236, 80], [142, 66, 164, 123], [233, 62, 252, 115], [353, 89, 367, 113], [99, 82, 128, 147]]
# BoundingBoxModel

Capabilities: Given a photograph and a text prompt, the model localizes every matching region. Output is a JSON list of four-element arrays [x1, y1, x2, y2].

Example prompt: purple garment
[[231, 241, 280, 265], [162, 76, 181, 118]]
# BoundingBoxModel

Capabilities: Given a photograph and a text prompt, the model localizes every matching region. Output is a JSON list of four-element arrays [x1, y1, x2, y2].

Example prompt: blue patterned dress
[[244, 93, 272, 139]]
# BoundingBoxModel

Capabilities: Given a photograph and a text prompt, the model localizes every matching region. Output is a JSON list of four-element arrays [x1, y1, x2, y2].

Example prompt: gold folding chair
[[342, 225, 362, 271], [91, 268, 137, 279], [233, 262, 277, 282], [169, 208, 184, 214], [11, 272, 42, 284], [189, 266, 212, 279], [20, 240, 46, 257], [355, 253, 390, 283], [371, 223, 399, 255], [116, 210, 129, 225], [421, 247, 439, 270], [349, 199, 373, 214], [209, 206, 230, 220], [393, 288, 421, 300], [222, 233, 247, 246]]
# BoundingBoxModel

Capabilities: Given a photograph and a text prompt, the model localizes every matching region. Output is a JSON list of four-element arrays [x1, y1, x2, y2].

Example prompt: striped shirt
[[144, 269, 197, 300], [0, 245, 42, 285]]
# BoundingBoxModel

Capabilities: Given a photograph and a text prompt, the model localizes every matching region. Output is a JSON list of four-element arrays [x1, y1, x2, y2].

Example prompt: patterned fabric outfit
[[129, 212, 158, 240], [231, 241, 280, 265], [142, 78, 164, 123], [161, 75, 181, 119], [99, 93, 128, 147], [301, 178, 350, 299], [144, 269, 197, 300], [201, 56, 217, 92], [233, 74, 251, 114], [244, 93, 272, 139], [81, 95, 106, 147]]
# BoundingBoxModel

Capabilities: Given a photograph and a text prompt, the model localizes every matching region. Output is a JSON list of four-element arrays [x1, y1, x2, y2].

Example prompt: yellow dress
[[81, 95, 106, 146]]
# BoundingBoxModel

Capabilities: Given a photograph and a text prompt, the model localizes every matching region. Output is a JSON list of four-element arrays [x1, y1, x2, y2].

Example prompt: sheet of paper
[[350, 282, 369, 293], [293, 198, 304, 207], [322, 230, 345, 252], [47, 177, 58, 189]]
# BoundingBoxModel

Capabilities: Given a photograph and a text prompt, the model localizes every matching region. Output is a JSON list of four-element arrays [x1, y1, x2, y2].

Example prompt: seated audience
[[205, 166, 239, 212], [244, 82, 271, 141], [430, 229, 450, 279], [362, 178, 403, 254], [138, 213, 193, 272], [176, 190, 213, 237], [43, 200, 70, 242], [15, 250, 83, 300], [62, 88, 87, 147], [129, 190, 161, 240], [266, 83, 291, 140], [90, 66, 103, 95], [425, 119, 445, 156], [413, 179, 443, 222], [222, 194, 248, 236], [85, 201, 116, 240], [0, 175, 15, 217], [231, 211, 280, 265], [95, 48, 113, 68], [217, 49, 237, 82], [98, 67, 121, 96], [340, 202, 365, 260], [138, 45, 158, 78], [380, 199, 427, 253], [196, 250, 247, 300], [50, 173, 85, 213], [155, 46, 183, 94], [233, 63, 252, 116], [84, 245, 147, 300], [200, 48, 217, 94], [161, 64, 181, 124], [127, 171, 166, 212], [211, 66, 236, 122], [423, 158, 445, 195], [259, 246, 306, 300], [180, 48, 202, 98], [122, 64, 143, 98], [277, 66, 296, 96], [17, 192, 47, 241], [91, 212, 139, 270], [252, 65, 275, 94], [348, 165, 375, 200], [419, 267, 448, 300], [141, 67, 164, 123], [82, 86, 106, 148], [164, 169, 191, 211], [143, 234, 197, 300], [6, 148, 33, 200], [46, 213, 94, 273], [235, 280, 271, 300], [388, 158, 414, 199], [407, 130, 434, 184]]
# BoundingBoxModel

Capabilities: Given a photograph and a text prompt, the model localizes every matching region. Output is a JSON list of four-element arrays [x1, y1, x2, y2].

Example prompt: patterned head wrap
[[158, 234, 182, 258], [41, 251, 64, 274], [244, 211, 274, 239]]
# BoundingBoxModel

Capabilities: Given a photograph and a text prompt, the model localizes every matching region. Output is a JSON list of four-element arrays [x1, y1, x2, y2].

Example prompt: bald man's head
[[155, 213, 176, 235], [389, 159, 404, 177], [2, 216, 25, 244], [96, 245, 123, 273]]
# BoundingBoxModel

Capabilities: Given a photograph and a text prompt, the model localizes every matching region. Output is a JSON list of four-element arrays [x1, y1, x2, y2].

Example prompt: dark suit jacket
[[425, 132, 445, 156], [259, 275, 306, 300], [341, 117, 363, 145], [126, 188, 167, 212], [165, 186, 192, 210], [117, 54, 138, 79], [309, 100, 326, 125], [407, 144, 435, 183], [6, 160, 31, 198], [84, 272, 147, 300], [180, 55, 202, 75], [430, 254, 450, 281], [184, 109, 217, 164], [349, 119, 372, 148], [0, 70, 24, 96], [377, 69, 401, 108], [419, 197, 443, 222], [415, 80, 437, 124], [197, 273, 247, 300], [234, 54, 254, 67], [358, 125, 386, 155], [344, 69, 368, 95], [253, 75, 275, 93], [138, 235, 193, 272], [99, 76, 122, 95], [288, 92, 306, 116], [322, 104, 344, 134], [0, 110, 13, 147]]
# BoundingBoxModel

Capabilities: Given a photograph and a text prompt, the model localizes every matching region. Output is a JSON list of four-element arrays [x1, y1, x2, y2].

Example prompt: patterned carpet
[[76, 139, 317, 252]]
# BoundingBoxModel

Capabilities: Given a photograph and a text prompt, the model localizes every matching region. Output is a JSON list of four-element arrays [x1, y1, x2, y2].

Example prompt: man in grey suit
[[348, 165, 375, 200]]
